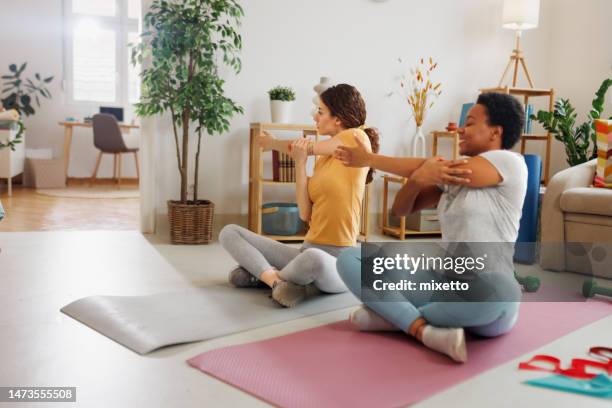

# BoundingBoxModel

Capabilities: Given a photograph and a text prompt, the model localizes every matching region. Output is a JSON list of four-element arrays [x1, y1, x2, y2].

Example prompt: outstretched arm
[[363, 154, 428, 178], [257, 130, 342, 156], [335, 133, 472, 181], [392, 181, 443, 216], [442, 156, 502, 188], [391, 156, 475, 215], [291, 138, 313, 222], [391, 155, 505, 215]]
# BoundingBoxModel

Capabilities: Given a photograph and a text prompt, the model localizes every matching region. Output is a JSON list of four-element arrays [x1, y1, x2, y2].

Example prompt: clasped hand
[[290, 138, 309, 164], [257, 130, 275, 151], [334, 132, 471, 186], [410, 157, 472, 186]]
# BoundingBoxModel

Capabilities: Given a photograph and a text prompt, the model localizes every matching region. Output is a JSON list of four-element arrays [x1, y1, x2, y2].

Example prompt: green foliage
[[0, 63, 51, 150], [0, 121, 24, 151], [532, 78, 611, 167], [132, 0, 244, 202], [588, 78, 612, 149], [268, 86, 295, 101], [1, 62, 53, 116]]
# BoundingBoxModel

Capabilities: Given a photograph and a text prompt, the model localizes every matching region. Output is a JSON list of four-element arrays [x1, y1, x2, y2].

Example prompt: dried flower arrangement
[[399, 57, 442, 127]]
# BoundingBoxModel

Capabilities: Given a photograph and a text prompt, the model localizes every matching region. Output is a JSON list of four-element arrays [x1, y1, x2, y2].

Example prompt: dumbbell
[[514, 270, 540, 293], [582, 279, 612, 299]]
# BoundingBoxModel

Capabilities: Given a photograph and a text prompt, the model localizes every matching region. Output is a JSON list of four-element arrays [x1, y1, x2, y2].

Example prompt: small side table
[[431, 131, 460, 159]]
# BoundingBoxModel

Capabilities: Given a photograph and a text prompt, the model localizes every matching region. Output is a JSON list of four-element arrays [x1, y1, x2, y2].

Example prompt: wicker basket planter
[[167, 200, 214, 245]]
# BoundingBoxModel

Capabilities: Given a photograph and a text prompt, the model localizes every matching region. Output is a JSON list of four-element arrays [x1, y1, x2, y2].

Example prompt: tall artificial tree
[[132, 0, 244, 202]]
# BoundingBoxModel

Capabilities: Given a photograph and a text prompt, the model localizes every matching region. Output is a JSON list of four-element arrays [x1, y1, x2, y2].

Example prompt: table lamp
[[499, 0, 540, 88]]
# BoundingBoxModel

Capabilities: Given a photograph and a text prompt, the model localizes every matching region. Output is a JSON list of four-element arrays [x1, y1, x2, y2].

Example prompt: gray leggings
[[219, 224, 349, 293]]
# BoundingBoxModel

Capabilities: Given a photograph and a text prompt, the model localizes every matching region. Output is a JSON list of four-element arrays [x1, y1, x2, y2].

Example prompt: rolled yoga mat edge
[[61, 284, 359, 354]]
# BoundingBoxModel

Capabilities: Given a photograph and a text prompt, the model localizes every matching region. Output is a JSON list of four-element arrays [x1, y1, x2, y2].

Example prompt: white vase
[[270, 100, 293, 123], [411, 125, 426, 157], [311, 77, 333, 118]]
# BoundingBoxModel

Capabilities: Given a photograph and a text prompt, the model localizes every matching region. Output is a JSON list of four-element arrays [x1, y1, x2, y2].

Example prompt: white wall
[[3, 0, 610, 225], [149, 0, 558, 219], [0, 0, 138, 179]]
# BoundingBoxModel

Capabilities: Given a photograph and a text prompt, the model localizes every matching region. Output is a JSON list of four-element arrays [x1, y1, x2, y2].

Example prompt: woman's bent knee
[[467, 302, 520, 337], [219, 224, 240, 247], [336, 248, 361, 286]]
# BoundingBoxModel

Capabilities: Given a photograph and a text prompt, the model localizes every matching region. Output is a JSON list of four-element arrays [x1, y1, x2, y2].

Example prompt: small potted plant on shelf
[[268, 86, 295, 123], [132, 0, 244, 245]]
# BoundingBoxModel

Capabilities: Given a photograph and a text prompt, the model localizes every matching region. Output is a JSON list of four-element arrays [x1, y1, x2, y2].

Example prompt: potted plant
[[1, 62, 54, 150], [532, 78, 611, 166], [132, 0, 244, 244], [268, 85, 295, 123]]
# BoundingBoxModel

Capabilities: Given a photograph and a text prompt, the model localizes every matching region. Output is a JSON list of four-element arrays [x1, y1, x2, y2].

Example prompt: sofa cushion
[[565, 212, 612, 227], [594, 119, 612, 188], [560, 187, 612, 217]]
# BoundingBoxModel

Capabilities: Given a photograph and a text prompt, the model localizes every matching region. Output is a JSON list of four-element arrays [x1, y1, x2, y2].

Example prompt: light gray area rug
[[61, 284, 358, 354], [37, 187, 140, 199]]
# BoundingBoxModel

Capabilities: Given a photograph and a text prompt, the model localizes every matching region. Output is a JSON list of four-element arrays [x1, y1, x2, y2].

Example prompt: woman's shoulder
[[479, 149, 525, 168], [478, 149, 528, 186], [335, 128, 369, 147]]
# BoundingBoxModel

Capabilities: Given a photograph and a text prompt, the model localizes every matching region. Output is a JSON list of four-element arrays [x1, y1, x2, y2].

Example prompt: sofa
[[539, 159, 612, 279]]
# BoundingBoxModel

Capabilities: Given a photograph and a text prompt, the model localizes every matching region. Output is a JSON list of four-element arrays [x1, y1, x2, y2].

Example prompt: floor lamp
[[499, 0, 541, 88]]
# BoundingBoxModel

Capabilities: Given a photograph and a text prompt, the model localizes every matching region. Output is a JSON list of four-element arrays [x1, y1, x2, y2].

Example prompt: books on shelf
[[272, 150, 279, 181], [272, 151, 295, 182]]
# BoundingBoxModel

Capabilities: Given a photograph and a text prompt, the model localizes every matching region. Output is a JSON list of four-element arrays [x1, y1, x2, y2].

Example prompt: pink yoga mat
[[188, 299, 611, 408]]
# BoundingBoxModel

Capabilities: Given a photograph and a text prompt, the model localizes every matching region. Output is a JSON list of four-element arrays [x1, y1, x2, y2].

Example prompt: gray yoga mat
[[61, 284, 358, 354]]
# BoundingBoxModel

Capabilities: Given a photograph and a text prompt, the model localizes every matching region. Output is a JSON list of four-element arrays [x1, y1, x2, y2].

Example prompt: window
[[65, 0, 141, 105]]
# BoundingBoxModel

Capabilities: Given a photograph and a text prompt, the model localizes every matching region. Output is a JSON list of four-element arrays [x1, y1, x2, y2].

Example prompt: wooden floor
[[0, 180, 140, 231]]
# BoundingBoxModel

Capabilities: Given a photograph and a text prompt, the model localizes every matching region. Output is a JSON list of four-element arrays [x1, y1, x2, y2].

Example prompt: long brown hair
[[319, 84, 380, 184]]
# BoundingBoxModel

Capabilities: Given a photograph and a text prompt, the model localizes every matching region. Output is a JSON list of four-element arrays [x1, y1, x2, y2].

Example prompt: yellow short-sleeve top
[[304, 129, 371, 246]]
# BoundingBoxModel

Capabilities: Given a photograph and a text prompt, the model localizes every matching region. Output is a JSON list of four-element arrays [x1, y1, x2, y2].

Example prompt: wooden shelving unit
[[381, 175, 441, 240], [379, 130, 455, 240], [479, 86, 555, 184], [431, 130, 460, 159], [248, 122, 370, 242]]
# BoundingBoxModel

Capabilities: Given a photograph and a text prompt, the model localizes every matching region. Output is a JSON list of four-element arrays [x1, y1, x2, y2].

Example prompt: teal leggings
[[336, 247, 521, 337]]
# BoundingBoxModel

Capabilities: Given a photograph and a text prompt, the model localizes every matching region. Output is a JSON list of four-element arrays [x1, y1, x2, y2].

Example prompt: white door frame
[[139, 0, 156, 234]]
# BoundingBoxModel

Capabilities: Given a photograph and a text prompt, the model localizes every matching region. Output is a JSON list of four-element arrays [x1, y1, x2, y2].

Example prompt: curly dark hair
[[476, 92, 525, 149], [319, 84, 380, 184]]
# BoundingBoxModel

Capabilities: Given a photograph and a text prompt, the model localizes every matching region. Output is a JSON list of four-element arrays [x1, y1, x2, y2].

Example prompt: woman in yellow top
[[220, 84, 379, 307]]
